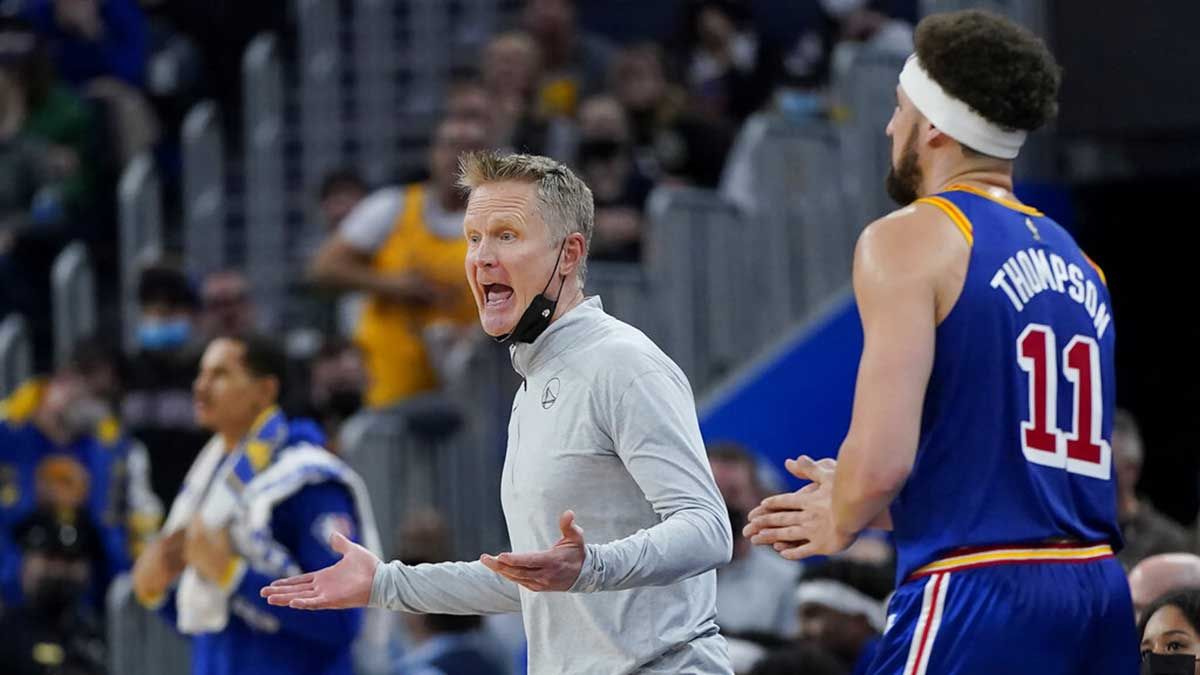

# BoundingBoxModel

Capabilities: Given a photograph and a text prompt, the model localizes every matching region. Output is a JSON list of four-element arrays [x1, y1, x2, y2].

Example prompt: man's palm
[[260, 533, 379, 610]]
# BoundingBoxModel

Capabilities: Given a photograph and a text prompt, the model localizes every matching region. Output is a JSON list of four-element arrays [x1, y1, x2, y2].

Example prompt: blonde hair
[[458, 151, 594, 283]]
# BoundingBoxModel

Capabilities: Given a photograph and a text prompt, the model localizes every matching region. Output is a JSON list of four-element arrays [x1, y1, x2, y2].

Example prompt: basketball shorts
[[867, 544, 1138, 675]]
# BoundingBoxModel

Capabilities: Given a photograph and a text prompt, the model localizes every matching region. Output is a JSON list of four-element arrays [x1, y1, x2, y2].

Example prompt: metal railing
[[107, 574, 191, 675], [832, 42, 909, 234], [243, 33, 287, 329], [344, 339, 515, 561], [51, 241, 97, 369], [118, 155, 164, 353], [297, 0, 345, 193], [183, 100, 227, 277], [351, 0, 401, 184], [586, 262, 658, 343], [748, 116, 855, 318], [347, 0, 518, 182], [645, 187, 751, 393], [0, 314, 32, 398]]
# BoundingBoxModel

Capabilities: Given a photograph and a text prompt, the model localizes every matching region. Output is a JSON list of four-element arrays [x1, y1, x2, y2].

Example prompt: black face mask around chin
[[1142, 653, 1198, 675], [496, 240, 568, 345]]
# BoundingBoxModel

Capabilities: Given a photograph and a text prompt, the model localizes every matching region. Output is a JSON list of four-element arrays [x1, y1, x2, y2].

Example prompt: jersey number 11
[[1016, 323, 1111, 480]]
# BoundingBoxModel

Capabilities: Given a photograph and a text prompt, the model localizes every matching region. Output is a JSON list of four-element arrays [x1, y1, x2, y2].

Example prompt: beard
[[885, 126, 923, 206]]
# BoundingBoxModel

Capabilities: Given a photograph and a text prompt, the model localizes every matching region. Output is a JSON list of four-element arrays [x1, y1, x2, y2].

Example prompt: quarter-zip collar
[[510, 296, 605, 379]]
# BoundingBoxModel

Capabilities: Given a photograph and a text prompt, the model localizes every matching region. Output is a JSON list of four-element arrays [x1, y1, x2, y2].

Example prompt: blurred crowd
[[1, 1, 1196, 674], [1, 0, 290, 367]]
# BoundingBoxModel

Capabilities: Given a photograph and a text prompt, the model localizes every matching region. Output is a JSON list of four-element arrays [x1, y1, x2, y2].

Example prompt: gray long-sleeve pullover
[[370, 296, 733, 674]]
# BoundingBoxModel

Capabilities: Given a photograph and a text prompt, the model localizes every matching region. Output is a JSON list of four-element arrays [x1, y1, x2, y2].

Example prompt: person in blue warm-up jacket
[[130, 334, 380, 675]]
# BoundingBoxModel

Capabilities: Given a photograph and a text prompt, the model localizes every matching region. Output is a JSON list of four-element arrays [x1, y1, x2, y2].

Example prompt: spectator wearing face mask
[[304, 338, 368, 455], [575, 95, 653, 263], [610, 43, 733, 188], [0, 507, 107, 674], [0, 347, 161, 609], [1138, 589, 1200, 675], [122, 263, 209, 505]]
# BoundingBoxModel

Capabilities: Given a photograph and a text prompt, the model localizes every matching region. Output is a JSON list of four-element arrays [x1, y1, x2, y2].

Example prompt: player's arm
[[831, 206, 960, 538], [308, 238, 393, 295], [307, 190, 435, 305]]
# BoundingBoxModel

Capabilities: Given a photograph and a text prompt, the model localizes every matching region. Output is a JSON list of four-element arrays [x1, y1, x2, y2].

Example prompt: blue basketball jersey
[[888, 185, 1121, 584]]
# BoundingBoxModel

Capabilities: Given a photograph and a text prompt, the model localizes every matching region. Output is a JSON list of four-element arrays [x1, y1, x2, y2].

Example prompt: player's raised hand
[[480, 510, 586, 592], [742, 455, 833, 539], [786, 455, 837, 483], [743, 456, 852, 559], [750, 456, 854, 560], [260, 532, 379, 610]]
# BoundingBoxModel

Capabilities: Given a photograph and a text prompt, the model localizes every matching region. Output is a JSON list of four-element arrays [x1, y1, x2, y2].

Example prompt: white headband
[[898, 55, 1027, 160], [795, 579, 886, 632]]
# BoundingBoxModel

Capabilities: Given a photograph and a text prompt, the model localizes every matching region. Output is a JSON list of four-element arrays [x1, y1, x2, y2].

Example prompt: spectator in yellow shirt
[[308, 119, 489, 408]]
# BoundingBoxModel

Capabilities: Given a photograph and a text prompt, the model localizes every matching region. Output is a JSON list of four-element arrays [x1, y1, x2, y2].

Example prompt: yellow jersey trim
[[246, 405, 281, 472], [1083, 253, 1108, 286], [916, 196, 975, 246], [945, 183, 1044, 217], [911, 544, 1113, 578]]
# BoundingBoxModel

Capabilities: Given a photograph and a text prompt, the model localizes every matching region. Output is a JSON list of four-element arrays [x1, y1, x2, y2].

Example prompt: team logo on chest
[[541, 378, 561, 410]]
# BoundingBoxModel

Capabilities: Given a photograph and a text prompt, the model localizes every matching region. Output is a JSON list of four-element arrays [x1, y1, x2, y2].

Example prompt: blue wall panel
[[699, 296, 863, 490]]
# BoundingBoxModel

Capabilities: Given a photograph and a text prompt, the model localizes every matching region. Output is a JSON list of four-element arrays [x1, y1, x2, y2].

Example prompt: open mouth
[[483, 283, 514, 308]]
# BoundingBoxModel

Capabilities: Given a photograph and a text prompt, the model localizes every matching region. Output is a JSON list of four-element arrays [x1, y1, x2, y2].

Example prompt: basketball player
[[743, 10, 1138, 673]]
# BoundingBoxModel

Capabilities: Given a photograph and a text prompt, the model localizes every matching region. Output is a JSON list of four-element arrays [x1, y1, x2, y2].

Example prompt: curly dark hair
[[914, 10, 1061, 136]]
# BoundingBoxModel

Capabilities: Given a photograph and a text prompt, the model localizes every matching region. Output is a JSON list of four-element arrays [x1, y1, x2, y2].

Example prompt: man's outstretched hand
[[481, 510, 586, 592], [260, 532, 379, 609]]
